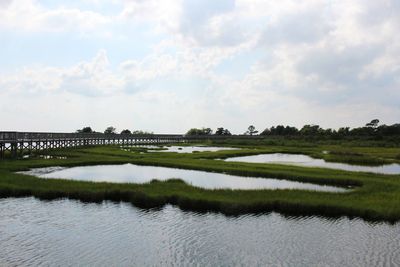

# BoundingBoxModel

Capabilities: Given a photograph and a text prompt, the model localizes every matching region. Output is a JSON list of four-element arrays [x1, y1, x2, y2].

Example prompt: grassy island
[[1, 139, 400, 222]]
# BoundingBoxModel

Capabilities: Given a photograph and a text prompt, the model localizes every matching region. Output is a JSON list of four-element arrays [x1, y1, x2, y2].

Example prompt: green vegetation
[[184, 120, 400, 145], [120, 129, 132, 135], [76, 126, 95, 133], [245, 125, 259, 135], [215, 127, 232, 135], [260, 119, 400, 140], [0, 141, 399, 222], [104, 126, 117, 134], [186, 127, 213, 135], [75, 126, 153, 135]]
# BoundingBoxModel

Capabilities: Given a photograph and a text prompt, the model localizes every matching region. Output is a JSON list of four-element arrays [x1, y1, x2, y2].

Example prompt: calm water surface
[[20, 164, 347, 192], [225, 153, 400, 174], [0, 197, 399, 266], [135, 145, 239, 153]]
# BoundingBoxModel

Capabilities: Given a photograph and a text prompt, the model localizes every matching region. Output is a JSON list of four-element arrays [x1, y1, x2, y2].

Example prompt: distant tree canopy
[[261, 125, 299, 136], [245, 125, 258, 135], [260, 120, 400, 138], [75, 127, 155, 135], [215, 127, 232, 135], [366, 119, 380, 128], [186, 128, 213, 136], [120, 129, 132, 135], [131, 130, 153, 135], [104, 126, 116, 134], [76, 127, 94, 133]]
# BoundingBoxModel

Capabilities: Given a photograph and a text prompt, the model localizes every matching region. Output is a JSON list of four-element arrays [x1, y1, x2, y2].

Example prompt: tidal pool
[[225, 153, 400, 174], [20, 163, 347, 192], [135, 145, 239, 153], [1, 197, 399, 266]]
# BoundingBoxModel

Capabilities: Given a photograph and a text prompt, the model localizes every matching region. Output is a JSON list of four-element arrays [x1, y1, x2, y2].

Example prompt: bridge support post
[[18, 142, 24, 157], [0, 143, 4, 159], [28, 141, 32, 155], [11, 142, 18, 158]]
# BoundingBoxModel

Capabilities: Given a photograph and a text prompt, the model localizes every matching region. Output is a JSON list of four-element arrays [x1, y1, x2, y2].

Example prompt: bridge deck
[[0, 131, 186, 159], [0, 131, 263, 159]]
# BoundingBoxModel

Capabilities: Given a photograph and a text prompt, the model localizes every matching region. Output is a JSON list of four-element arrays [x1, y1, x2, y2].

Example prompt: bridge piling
[[0, 143, 4, 159], [0, 131, 265, 160]]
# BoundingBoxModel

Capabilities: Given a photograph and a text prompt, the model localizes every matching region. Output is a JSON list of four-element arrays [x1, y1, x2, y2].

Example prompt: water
[[133, 145, 240, 153], [22, 155, 67, 160], [225, 153, 400, 174], [0, 197, 399, 266], [20, 164, 348, 192]]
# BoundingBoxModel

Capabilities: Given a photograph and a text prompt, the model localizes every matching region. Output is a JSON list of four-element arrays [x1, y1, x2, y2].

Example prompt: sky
[[0, 0, 399, 134]]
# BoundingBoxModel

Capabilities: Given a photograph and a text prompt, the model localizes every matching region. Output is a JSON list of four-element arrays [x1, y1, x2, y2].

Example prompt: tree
[[186, 127, 213, 135], [366, 119, 380, 128], [246, 125, 258, 135], [76, 127, 94, 133], [337, 127, 350, 136], [215, 127, 232, 135], [261, 125, 299, 136], [377, 124, 400, 135], [120, 129, 131, 135], [104, 126, 116, 134], [300, 124, 321, 135]]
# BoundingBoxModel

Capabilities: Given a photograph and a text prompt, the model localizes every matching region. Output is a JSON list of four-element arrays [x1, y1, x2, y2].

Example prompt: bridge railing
[[0, 132, 17, 141], [1, 132, 185, 142], [1, 131, 267, 142]]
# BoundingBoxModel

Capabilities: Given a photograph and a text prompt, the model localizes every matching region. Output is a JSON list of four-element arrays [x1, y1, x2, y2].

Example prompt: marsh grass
[[0, 142, 399, 222]]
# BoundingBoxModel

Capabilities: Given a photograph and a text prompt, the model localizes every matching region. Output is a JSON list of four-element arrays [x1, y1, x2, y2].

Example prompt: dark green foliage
[[120, 129, 132, 135], [104, 126, 116, 134], [215, 127, 232, 135], [261, 125, 299, 135], [245, 125, 258, 135], [366, 119, 380, 128], [76, 127, 94, 133], [260, 120, 400, 140], [186, 128, 213, 135]]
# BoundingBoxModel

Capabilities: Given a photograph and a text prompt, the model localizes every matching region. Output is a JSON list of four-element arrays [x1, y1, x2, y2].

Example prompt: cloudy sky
[[1, 0, 399, 134]]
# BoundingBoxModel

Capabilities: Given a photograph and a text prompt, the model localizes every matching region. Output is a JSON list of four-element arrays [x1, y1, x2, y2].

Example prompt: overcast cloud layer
[[1, 0, 399, 133]]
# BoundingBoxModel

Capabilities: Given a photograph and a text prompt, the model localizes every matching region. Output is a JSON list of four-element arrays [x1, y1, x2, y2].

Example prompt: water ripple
[[1, 198, 399, 266]]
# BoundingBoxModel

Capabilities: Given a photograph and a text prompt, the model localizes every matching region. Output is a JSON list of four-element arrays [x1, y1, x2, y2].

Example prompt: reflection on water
[[137, 145, 239, 153], [225, 153, 400, 174], [20, 164, 348, 192], [22, 155, 67, 160], [0, 197, 399, 266]]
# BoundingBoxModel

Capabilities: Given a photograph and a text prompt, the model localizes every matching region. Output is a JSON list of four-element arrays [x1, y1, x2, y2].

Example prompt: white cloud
[[119, 0, 182, 34], [0, 0, 111, 33], [0, 50, 124, 96], [1, 0, 400, 132]]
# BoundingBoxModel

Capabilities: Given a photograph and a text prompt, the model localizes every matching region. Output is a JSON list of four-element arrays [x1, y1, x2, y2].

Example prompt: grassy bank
[[1, 143, 400, 222]]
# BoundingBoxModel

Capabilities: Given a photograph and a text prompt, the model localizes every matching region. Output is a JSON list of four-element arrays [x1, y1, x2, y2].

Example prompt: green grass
[[0, 142, 399, 222]]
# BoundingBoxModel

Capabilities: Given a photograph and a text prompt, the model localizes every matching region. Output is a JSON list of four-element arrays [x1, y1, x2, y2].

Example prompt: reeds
[[0, 142, 399, 222]]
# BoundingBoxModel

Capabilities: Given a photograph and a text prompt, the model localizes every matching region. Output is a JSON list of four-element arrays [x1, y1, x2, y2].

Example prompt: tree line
[[260, 120, 400, 137], [185, 125, 258, 136], [185, 120, 400, 138], [76, 119, 400, 138], [75, 126, 153, 135]]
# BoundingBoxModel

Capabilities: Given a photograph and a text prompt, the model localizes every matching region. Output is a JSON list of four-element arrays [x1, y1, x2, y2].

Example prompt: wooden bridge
[[0, 131, 265, 159], [0, 131, 185, 159]]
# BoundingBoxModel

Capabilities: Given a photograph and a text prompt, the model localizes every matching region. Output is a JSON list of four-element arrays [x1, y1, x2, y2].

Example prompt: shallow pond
[[135, 145, 239, 153], [20, 164, 347, 192], [225, 153, 400, 174], [1, 197, 399, 266]]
